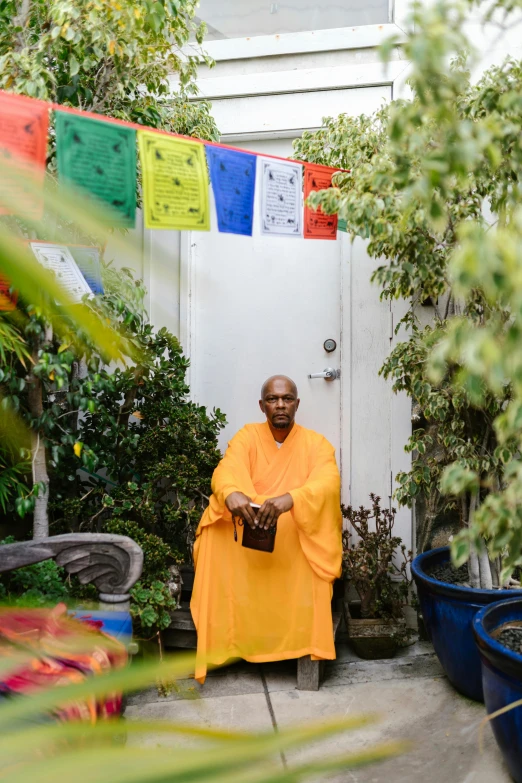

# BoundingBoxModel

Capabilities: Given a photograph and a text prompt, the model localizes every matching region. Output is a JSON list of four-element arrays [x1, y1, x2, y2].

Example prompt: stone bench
[[0, 533, 143, 610]]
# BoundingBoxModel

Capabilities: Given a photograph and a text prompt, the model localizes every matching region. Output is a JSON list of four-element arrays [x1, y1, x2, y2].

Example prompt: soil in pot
[[345, 602, 403, 660], [426, 561, 469, 586], [493, 623, 522, 655]]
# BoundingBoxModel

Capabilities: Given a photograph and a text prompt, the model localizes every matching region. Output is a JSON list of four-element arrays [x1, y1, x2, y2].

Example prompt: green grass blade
[[0, 653, 197, 729]]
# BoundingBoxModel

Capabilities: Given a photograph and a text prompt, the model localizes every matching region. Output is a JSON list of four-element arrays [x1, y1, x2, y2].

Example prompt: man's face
[[259, 379, 300, 430]]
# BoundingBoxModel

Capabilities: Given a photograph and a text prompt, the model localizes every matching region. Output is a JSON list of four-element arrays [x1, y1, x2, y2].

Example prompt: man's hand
[[225, 491, 258, 529], [256, 493, 294, 530]]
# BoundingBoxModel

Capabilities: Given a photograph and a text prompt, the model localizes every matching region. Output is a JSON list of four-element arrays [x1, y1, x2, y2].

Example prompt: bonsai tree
[[294, 0, 522, 588], [342, 494, 412, 621]]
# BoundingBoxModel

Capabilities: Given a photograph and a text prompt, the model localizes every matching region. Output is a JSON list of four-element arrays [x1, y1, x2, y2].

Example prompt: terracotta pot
[[344, 600, 404, 660]]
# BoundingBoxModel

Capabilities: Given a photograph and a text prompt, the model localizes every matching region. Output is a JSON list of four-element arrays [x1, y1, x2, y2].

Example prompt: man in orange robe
[[191, 375, 343, 682]]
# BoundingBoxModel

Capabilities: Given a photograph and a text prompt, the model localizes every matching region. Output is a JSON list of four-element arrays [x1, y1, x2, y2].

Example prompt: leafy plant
[[0, 536, 69, 605], [48, 312, 226, 561], [130, 581, 177, 633], [105, 520, 178, 634], [0, 445, 30, 514], [342, 495, 412, 621], [294, 0, 522, 588], [0, 0, 219, 143], [0, 0, 220, 541]]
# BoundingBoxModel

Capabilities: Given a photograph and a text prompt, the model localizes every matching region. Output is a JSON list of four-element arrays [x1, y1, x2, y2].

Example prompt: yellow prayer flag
[[138, 131, 210, 231]]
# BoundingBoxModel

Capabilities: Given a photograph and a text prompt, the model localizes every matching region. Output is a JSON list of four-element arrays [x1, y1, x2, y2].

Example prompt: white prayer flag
[[259, 158, 303, 237]]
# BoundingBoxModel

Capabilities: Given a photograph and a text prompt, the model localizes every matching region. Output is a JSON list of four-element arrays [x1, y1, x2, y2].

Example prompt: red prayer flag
[[0, 274, 18, 311], [0, 92, 49, 219], [303, 163, 338, 240]]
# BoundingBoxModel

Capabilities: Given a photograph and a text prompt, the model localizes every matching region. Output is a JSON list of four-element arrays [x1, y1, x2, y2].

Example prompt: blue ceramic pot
[[412, 547, 522, 701], [474, 599, 522, 783]]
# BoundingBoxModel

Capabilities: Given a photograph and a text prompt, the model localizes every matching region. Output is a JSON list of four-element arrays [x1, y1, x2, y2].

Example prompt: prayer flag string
[[0, 89, 346, 239]]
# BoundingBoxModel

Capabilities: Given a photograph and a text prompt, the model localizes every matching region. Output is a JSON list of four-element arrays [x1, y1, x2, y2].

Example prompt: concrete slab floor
[[125, 642, 512, 782]]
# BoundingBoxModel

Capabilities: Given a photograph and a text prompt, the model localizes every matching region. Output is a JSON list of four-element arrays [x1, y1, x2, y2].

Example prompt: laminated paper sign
[[206, 146, 257, 236], [55, 112, 136, 228], [260, 158, 302, 237], [0, 92, 49, 219], [138, 131, 209, 231], [69, 246, 104, 295], [303, 163, 338, 240], [30, 242, 92, 304]]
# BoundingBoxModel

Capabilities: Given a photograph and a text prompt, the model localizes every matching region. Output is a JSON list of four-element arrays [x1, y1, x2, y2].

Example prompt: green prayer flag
[[55, 112, 136, 227], [337, 218, 348, 233]]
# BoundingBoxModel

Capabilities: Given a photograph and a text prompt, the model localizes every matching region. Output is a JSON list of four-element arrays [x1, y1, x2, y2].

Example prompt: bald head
[[260, 375, 298, 401], [259, 376, 300, 436]]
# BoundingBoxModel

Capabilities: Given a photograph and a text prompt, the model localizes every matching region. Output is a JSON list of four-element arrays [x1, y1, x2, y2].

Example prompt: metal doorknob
[[308, 367, 340, 380]]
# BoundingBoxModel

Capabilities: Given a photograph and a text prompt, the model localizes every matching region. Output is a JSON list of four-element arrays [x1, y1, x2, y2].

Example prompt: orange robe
[[191, 421, 342, 682]]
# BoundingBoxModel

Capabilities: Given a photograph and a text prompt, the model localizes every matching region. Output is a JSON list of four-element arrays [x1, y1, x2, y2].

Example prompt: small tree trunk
[[27, 323, 52, 540], [478, 546, 493, 590], [468, 551, 480, 588], [467, 492, 480, 588], [490, 558, 500, 588], [30, 429, 49, 540], [466, 490, 494, 589]]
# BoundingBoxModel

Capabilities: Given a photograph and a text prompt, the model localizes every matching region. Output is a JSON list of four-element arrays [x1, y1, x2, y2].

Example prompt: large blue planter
[[474, 598, 522, 783], [412, 547, 522, 702]]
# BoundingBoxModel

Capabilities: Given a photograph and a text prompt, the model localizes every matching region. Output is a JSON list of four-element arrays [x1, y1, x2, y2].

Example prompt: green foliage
[[342, 495, 412, 622], [47, 296, 226, 560], [130, 580, 176, 632], [294, 0, 522, 583], [106, 519, 176, 580], [0, 536, 69, 605], [1, 256, 224, 558], [0, 0, 219, 142], [0, 646, 405, 782], [0, 445, 30, 514], [105, 520, 178, 632]]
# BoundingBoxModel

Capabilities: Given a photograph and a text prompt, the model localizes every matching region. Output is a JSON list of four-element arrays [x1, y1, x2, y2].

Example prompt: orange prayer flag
[[0, 274, 18, 311], [0, 92, 49, 219], [303, 163, 338, 240]]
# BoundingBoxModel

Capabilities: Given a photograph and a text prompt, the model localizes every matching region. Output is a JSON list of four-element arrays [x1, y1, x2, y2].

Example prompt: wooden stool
[[163, 609, 342, 691]]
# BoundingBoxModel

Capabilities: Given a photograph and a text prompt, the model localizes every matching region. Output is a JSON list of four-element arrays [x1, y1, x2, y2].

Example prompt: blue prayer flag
[[206, 146, 257, 236]]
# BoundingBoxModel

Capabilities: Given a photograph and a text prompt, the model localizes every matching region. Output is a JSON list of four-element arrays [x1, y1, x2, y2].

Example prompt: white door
[[183, 136, 343, 460], [180, 86, 413, 550]]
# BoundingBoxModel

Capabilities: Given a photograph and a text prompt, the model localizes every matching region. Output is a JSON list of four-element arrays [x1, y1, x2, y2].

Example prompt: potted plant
[[473, 597, 522, 782], [412, 547, 522, 701], [342, 495, 413, 660]]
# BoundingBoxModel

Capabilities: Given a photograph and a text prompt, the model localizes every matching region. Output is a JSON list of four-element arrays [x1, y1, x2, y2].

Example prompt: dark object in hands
[[241, 519, 277, 553], [233, 504, 277, 553]]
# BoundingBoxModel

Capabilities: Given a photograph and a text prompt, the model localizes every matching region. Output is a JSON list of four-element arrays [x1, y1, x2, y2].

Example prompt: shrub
[[342, 495, 412, 621], [0, 536, 69, 606]]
